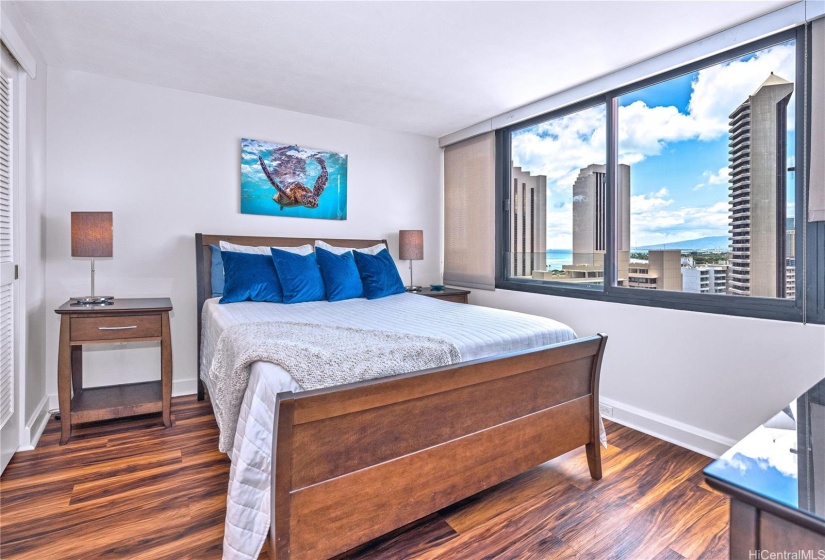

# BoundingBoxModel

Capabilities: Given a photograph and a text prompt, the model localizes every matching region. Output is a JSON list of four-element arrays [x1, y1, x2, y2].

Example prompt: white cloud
[[631, 188, 672, 213], [546, 201, 573, 249], [512, 105, 606, 194], [617, 102, 700, 165], [706, 167, 730, 185], [693, 166, 730, 190], [616, 42, 796, 160], [688, 42, 796, 140], [631, 199, 729, 247]]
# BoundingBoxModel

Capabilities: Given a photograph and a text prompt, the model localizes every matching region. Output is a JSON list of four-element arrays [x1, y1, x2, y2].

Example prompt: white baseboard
[[173, 378, 197, 397], [18, 395, 51, 451], [600, 396, 737, 458]]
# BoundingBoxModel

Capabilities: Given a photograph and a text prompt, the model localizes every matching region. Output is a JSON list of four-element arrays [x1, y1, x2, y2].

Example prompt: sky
[[512, 39, 796, 249]]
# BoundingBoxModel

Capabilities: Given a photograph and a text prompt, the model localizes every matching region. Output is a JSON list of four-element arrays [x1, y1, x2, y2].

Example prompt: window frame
[[495, 26, 821, 324]]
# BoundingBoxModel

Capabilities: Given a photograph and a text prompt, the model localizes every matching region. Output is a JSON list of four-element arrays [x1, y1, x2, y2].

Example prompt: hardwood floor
[[0, 395, 729, 559]]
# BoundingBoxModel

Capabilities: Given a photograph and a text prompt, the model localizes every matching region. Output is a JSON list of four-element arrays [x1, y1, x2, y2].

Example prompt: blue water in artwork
[[240, 138, 348, 220]]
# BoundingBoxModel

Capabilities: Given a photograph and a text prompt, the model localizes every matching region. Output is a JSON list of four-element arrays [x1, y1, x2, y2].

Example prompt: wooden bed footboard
[[269, 334, 607, 560]]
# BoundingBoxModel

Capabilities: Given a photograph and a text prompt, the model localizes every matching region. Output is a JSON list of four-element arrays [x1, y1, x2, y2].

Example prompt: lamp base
[[405, 286, 422, 293], [71, 296, 114, 306]]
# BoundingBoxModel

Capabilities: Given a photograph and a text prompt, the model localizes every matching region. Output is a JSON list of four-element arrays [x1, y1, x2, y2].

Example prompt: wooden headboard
[[194, 234, 387, 399]]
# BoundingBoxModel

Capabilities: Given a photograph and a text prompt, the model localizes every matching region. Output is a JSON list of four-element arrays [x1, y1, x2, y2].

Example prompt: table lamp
[[399, 229, 423, 292], [71, 211, 114, 305]]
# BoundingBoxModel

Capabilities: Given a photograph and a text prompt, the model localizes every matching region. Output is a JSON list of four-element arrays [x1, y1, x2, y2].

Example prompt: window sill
[[495, 279, 809, 323]]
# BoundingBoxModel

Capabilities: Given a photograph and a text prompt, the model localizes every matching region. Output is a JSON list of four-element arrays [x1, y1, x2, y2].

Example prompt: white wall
[[471, 288, 825, 456], [45, 67, 442, 401], [1, 1, 50, 450]]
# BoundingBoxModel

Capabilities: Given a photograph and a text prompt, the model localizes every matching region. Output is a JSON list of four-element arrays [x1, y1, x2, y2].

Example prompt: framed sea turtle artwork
[[240, 138, 348, 220]]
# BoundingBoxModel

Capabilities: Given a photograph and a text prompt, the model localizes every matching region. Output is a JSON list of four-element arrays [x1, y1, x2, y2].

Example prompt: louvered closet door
[[0, 46, 18, 474]]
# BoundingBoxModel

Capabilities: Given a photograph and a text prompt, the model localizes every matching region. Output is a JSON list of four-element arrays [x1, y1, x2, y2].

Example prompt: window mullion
[[604, 95, 618, 294]]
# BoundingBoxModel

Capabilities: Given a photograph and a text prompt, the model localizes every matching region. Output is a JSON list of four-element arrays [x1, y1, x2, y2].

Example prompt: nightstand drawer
[[71, 315, 162, 342], [414, 288, 470, 304], [434, 294, 468, 304]]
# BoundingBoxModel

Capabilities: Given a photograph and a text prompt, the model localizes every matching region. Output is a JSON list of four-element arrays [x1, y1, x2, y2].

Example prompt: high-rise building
[[785, 217, 796, 299], [510, 166, 547, 277], [786, 217, 796, 259], [682, 265, 729, 294], [728, 73, 794, 297], [786, 258, 796, 298], [571, 164, 630, 275], [531, 163, 631, 284]]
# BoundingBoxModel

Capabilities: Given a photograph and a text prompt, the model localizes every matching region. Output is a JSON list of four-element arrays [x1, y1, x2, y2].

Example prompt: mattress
[[201, 293, 578, 560]]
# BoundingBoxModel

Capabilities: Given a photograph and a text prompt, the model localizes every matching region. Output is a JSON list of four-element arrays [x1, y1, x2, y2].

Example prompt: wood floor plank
[[442, 459, 579, 534], [0, 395, 729, 559], [0, 447, 182, 492], [667, 488, 729, 559], [652, 547, 687, 560], [413, 481, 585, 560], [333, 515, 458, 560], [442, 426, 649, 536], [573, 480, 725, 559]]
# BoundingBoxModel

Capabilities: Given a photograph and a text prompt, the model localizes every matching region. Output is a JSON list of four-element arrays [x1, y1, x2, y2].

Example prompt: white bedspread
[[200, 293, 578, 560]]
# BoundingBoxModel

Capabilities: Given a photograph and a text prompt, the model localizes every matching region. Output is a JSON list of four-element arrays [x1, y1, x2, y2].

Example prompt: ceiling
[[13, 1, 796, 138]]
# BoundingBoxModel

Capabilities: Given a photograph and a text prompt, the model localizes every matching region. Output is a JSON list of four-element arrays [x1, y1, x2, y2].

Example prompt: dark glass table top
[[704, 377, 825, 525]]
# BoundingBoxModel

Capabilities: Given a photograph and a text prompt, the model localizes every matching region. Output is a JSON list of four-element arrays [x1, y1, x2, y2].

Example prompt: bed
[[195, 234, 607, 560]]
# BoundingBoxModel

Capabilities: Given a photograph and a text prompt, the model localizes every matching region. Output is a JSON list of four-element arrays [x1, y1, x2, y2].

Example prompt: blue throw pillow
[[210, 245, 225, 298], [315, 246, 364, 302], [353, 249, 406, 300], [219, 250, 283, 303], [270, 248, 326, 304]]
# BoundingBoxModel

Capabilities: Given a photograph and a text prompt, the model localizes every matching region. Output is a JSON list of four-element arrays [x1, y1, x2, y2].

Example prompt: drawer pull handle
[[98, 326, 138, 330]]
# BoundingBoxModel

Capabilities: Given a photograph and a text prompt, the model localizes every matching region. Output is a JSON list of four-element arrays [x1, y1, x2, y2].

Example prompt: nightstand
[[413, 287, 470, 304], [55, 297, 173, 444]]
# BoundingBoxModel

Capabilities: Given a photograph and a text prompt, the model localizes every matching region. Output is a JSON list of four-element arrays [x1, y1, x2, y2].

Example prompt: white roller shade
[[809, 17, 825, 222], [443, 132, 496, 290]]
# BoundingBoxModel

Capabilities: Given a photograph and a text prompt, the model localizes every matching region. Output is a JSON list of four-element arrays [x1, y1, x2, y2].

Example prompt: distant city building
[[786, 217, 796, 260], [786, 258, 796, 298], [510, 166, 547, 277], [571, 164, 630, 277], [728, 73, 794, 298], [540, 264, 605, 284], [532, 163, 630, 284], [626, 250, 683, 291], [682, 265, 729, 294]]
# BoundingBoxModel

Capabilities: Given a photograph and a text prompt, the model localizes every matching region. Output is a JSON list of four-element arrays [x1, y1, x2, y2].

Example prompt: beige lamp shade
[[71, 212, 113, 257], [399, 230, 423, 261]]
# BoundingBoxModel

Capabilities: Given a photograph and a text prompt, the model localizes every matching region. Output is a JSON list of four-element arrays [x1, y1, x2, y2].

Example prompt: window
[[617, 39, 796, 299], [505, 103, 606, 290], [496, 27, 817, 322]]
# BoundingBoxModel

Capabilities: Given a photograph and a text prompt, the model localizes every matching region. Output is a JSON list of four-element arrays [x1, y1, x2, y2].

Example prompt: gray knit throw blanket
[[206, 321, 462, 453]]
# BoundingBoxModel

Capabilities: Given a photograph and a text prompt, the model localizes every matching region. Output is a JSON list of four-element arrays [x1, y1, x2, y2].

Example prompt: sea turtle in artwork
[[257, 145, 328, 210]]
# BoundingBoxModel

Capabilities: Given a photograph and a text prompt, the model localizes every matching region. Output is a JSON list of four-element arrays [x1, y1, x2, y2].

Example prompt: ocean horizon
[[546, 249, 573, 271]]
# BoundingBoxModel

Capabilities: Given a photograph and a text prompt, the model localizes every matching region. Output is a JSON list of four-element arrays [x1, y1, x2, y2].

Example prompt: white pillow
[[315, 240, 386, 255], [219, 241, 313, 255]]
